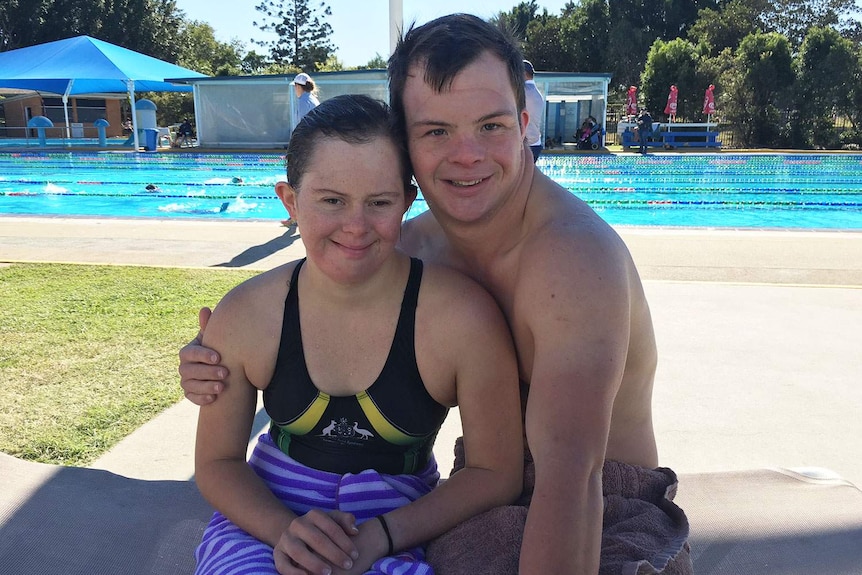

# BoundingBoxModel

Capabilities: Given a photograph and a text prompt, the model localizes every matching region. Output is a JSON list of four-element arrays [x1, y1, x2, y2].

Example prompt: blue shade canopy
[[0, 35, 206, 95]]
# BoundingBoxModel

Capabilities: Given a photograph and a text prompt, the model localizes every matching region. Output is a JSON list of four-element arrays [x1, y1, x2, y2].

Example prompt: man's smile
[[449, 177, 487, 187]]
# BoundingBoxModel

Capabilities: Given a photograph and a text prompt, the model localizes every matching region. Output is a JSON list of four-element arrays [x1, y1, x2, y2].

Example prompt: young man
[[522, 59, 545, 161], [637, 109, 654, 154], [180, 14, 690, 575]]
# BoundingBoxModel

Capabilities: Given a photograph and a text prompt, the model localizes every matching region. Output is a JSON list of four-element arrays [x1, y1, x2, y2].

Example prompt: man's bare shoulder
[[523, 178, 631, 280], [400, 211, 448, 261]]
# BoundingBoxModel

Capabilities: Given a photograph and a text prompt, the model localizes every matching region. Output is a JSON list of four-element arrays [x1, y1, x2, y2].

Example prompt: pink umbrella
[[625, 86, 638, 117], [664, 85, 678, 122], [703, 84, 716, 121]]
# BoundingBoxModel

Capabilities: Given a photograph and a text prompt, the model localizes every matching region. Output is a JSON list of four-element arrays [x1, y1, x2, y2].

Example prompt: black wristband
[[376, 515, 394, 556]]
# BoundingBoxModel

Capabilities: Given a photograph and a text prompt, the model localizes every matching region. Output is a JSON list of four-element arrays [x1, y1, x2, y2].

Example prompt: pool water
[[0, 137, 133, 148], [538, 153, 862, 229], [1, 152, 861, 229]]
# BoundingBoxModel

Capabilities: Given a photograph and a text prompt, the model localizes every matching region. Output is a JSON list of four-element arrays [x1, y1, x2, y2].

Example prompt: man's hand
[[178, 307, 229, 406]]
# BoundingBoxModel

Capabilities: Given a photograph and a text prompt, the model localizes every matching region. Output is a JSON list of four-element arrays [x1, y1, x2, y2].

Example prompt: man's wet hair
[[285, 94, 413, 195], [388, 13, 526, 140]]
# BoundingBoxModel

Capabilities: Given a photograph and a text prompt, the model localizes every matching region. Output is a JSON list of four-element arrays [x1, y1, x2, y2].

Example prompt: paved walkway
[[2, 216, 861, 486]]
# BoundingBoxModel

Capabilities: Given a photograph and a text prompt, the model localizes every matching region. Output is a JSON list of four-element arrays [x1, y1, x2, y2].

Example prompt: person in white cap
[[523, 60, 545, 162], [293, 72, 320, 127], [283, 72, 322, 227]]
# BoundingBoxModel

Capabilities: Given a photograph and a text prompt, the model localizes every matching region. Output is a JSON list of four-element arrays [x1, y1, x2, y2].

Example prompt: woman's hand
[[273, 510, 362, 575]]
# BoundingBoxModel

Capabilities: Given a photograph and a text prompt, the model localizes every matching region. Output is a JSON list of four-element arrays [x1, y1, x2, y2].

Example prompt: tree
[[355, 53, 388, 70], [695, 47, 734, 120], [252, 0, 334, 71], [0, 0, 186, 63], [641, 38, 701, 121], [559, 0, 610, 73], [241, 51, 271, 75], [687, 0, 764, 57], [1, 0, 56, 51], [99, 0, 185, 62], [317, 53, 343, 71], [607, 0, 664, 89], [842, 19, 862, 44], [492, 1, 541, 41], [759, 0, 856, 49], [662, 0, 718, 39], [523, 16, 571, 71], [147, 18, 243, 128], [175, 21, 243, 76], [722, 32, 795, 147], [794, 26, 859, 147], [845, 55, 862, 146]]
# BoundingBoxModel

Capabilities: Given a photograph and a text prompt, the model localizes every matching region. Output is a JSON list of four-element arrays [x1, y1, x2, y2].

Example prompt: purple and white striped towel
[[194, 432, 440, 575]]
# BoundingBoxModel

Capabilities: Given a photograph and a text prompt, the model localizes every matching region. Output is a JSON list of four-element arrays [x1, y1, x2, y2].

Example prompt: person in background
[[637, 109, 654, 154], [523, 59, 545, 161], [293, 72, 321, 126], [192, 94, 523, 575], [181, 13, 692, 575], [284, 73, 323, 228], [172, 118, 194, 148]]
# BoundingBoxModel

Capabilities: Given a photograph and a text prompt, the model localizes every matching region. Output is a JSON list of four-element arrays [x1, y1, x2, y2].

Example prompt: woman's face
[[277, 136, 414, 285]]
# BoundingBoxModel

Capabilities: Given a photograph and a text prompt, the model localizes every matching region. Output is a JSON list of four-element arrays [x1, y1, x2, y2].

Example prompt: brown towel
[[427, 438, 692, 575]]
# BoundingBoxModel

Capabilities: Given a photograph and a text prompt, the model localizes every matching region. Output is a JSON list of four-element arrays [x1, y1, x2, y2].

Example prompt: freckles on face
[[404, 55, 523, 159], [401, 53, 527, 222], [292, 137, 408, 273]]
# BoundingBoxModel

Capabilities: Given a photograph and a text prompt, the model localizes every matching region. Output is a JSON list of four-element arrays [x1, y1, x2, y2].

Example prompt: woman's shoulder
[[212, 261, 299, 316]]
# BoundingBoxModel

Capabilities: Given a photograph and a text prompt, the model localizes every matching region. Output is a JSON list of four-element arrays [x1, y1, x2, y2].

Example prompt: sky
[[174, 0, 573, 67]]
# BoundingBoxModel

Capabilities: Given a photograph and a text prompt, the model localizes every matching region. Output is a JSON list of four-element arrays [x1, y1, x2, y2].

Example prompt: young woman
[[193, 94, 523, 575], [293, 72, 321, 126]]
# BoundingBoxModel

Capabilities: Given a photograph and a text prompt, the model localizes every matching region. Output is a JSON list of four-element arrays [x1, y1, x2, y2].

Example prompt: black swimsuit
[[264, 258, 449, 475]]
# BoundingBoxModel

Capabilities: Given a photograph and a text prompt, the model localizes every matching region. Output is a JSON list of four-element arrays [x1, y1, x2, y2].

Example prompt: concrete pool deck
[[1, 216, 862, 489]]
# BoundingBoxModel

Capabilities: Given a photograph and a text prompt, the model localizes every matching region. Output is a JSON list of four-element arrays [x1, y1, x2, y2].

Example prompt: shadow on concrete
[[215, 227, 299, 268], [3, 456, 862, 575], [0, 453, 213, 575]]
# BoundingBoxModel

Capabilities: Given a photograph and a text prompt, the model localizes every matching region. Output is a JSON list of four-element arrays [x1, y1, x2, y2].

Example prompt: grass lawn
[[0, 263, 257, 466]]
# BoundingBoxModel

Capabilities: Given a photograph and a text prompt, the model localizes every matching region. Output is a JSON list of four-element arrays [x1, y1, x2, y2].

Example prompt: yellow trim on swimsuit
[[357, 391, 414, 445], [281, 391, 330, 434]]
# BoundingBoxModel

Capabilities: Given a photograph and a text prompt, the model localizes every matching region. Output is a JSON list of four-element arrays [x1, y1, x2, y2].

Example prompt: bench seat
[[621, 129, 721, 149], [3, 453, 862, 574]]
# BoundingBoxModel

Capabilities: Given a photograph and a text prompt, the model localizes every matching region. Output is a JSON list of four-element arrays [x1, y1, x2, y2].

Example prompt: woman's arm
[[194, 280, 359, 575], [194, 287, 296, 546], [367, 268, 524, 556]]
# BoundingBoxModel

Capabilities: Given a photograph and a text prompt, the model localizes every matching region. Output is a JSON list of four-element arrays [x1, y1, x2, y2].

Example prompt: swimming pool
[[0, 137, 132, 148], [1, 151, 860, 229]]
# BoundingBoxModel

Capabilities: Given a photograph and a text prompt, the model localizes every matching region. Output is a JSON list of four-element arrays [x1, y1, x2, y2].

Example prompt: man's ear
[[520, 109, 530, 136], [275, 181, 297, 216]]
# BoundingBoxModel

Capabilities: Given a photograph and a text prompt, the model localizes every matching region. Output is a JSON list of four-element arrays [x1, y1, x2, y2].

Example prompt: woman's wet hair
[[286, 94, 413, 194], [388, 13, 526, 140]]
